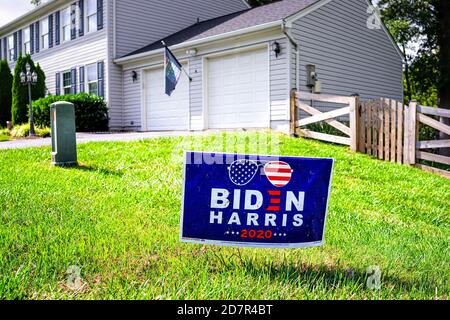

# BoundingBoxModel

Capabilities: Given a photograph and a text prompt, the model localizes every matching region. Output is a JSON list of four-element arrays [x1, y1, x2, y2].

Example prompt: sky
[[0, 0, 48, 27]]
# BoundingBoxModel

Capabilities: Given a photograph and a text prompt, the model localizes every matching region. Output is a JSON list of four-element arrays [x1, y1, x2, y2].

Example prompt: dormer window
[[62, 7, 71, 42], [41, 19, 49, 49], [86, 0, 97, 33]]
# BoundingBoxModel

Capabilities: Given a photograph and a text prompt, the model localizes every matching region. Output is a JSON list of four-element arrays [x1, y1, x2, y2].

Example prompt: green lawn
[[0, 132, 448, 300], [0, 134, 9, 142]]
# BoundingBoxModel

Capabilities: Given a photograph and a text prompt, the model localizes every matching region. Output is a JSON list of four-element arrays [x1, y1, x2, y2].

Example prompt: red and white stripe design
[[264, 161, 294, 187]]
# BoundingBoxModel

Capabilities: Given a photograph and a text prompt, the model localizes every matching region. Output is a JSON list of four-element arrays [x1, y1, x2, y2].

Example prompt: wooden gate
[[291, 91, 360, 151], [358, 98, 405, 163], [414, 104, 450, 177]]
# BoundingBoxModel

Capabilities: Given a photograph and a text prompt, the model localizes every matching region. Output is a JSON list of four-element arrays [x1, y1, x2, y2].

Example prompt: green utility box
[[51, 102, 77, 166]]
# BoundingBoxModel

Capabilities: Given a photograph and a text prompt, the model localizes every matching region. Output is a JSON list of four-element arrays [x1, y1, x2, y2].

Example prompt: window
[[62, 7, 71, 42], [62, 71, 72, 94], [23, 28, 31, 54], [86, 64, 98, 96], [86, 0, 97, 33], [41, 19, 49, 49], [7, 35, 14, 61]]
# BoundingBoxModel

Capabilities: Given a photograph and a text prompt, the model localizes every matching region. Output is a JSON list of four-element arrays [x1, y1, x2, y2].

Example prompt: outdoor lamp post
[[20, 62, 38, 137]]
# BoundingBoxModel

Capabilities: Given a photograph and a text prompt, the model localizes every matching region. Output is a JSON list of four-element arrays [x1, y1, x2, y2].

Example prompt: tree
[[0, 60, 13, 127], [30, 0, 42, 6], [11, 54, 46, 125], [383, 19, 418, 102], [379, 0, 449, 154], [435, 0, 450, 145]]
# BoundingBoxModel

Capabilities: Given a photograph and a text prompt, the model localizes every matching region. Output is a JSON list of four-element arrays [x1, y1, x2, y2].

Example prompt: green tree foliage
[[378, 0, 449, 109], [11, 54, 46, 125], [0, 60, 13, 127], [379, 0, 449, 155], [30, 0, 42, 6]]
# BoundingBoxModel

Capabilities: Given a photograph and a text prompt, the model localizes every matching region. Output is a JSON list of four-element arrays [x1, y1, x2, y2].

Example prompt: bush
[[0, 60, 13, 127], [33, 93, 109, 132], [11, 54, 46, 125], [5, 124, 51, 138]]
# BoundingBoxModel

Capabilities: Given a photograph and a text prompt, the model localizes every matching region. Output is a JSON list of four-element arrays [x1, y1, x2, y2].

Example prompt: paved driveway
[[0, 131, 192, 150]]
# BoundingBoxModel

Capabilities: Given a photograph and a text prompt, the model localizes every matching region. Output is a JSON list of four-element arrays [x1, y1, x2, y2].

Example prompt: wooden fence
[[291, 90, 450, 178]]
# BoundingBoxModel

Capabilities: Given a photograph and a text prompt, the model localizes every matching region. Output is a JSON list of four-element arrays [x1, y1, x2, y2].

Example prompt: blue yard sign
[[181, 152, 334, 248]]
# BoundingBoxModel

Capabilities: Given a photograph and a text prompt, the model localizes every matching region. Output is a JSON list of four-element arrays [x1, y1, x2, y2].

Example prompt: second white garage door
[[207, 47, 270, 129], [144, 65, 189, 131]]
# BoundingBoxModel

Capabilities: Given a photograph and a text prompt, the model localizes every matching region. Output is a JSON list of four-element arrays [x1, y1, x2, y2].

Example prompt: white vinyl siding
[[115, 0, 250, 57], [291, 0, 403, 108], [189, 56, 203, 130], [269, 38, 290, 122], [29, 32, 108, 99]]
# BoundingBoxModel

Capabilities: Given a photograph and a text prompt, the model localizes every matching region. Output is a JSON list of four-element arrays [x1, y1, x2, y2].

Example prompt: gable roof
[[122, 0, 320, 58]]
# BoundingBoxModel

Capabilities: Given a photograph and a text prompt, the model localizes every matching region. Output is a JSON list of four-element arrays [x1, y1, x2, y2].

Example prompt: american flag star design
[[264, 161, 294, 187], [228, 160, 259, 186]]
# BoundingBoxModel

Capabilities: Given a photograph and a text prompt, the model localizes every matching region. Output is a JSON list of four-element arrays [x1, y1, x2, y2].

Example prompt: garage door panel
[[207, 47, 270, 129], [145, 65, 189, 131]]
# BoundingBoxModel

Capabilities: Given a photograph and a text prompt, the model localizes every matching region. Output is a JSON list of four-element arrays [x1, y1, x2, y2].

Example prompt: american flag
[[264, 161, 294, 187]]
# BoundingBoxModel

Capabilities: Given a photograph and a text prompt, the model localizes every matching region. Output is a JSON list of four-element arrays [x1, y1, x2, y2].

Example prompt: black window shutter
[[55, 72, 61, 96], [48, 15, 54, 48], [0, 39, 2, 60], [13, 32, 18, 61], [79, 66, 85, 93], [35, 21, 40, 53], [97, 61, 104, 97], [71, 68, 77, 94], [55, 11, 60, 45], [71, 3, 76, 40], [18, 30, 22, 56], [30, 24, 35, 54], [79, 0, 84, 36], [97, 0, 103, 30]]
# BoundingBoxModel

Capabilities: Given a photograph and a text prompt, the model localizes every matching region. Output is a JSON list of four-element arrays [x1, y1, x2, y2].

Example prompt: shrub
[[0, 60, 13, 127], [33, 93, 109, 132], [11, 54, 46, 125], [7, 124, 51, 138]]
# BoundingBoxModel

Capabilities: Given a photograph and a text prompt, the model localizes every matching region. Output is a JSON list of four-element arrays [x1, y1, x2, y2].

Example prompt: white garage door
[[207, 47, 270, 129], [144, 65, 189, 131]]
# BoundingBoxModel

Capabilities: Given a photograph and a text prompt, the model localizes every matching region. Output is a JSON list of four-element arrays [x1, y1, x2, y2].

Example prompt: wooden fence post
[[349, 95, 360, 151], [404, 100, 417, 165], [290, 89, 297, 136]]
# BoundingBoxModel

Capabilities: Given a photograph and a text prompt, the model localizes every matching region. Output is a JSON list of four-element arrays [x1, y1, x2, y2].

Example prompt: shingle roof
[[123, 0, 319, 58]]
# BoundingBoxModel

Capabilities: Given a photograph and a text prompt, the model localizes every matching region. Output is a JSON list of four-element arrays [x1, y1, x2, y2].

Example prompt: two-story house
[[0, 0, 403, 133]]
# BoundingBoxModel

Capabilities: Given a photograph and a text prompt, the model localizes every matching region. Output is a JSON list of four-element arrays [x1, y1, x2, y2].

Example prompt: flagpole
[[162, 41, 192, 82]]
